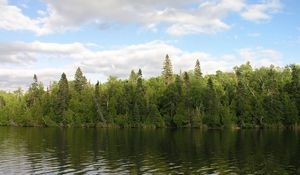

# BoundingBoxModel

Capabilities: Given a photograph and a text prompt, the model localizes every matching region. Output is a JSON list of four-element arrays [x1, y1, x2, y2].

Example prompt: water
[[0, 128, 299, 174]]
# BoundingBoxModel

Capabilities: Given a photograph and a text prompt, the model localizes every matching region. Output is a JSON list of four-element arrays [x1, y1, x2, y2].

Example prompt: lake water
[[0, 127, 299, 174]]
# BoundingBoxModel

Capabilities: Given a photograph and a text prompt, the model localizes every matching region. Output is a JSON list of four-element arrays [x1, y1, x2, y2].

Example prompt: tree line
[[0, 54, 299, 128]]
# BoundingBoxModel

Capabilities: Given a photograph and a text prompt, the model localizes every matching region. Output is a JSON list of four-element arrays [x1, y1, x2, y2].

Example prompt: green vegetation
[[0, 55, 299, 128]]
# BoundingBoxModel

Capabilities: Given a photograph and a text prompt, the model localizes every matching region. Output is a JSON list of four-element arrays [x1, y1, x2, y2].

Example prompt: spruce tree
[[162, 54, 173, 86], [136, 69, 146, 122], [137, 68, 142, 78], [194, 59, 202, 78], [74, 67, 87, 93], [26, 74, 42, 107], [56, 73, 70, 124]]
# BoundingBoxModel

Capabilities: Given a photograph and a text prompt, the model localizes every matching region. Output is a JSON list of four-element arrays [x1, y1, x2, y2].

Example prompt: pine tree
[[56, 73, 70, 124], [137, 68, 142, 78], [26, 74, 43, 107], [136, 69, 146, 122], [162, 54, 173, 86], [194, 59, 202, 78], [137, 70, 144, 94], [183, 72, 190, 90], [74, 67, 87, 93]]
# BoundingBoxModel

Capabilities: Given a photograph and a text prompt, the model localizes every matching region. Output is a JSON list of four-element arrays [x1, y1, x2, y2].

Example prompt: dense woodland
[[0, 55, 300, 128]]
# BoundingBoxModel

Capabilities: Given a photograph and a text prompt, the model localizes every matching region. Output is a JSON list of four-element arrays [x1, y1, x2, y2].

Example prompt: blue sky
[[0, 0, 299, 90]]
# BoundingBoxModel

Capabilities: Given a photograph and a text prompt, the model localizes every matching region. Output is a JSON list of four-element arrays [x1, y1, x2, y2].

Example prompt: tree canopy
[[0, 57, 299, 128]]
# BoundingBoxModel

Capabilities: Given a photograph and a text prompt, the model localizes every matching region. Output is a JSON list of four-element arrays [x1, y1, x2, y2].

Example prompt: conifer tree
[[194, 59, 202, 78], [74, 67, 87, 93], [26, 74, 43, 107], [136, 69, 146, 122], [162, 54, 173, 86], [56, 73, 69, 124]]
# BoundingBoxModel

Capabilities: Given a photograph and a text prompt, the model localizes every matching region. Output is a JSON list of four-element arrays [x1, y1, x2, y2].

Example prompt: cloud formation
[[0, 40, 283, 90], [241, 0, 281, 21], [0, 0, 281, 35]]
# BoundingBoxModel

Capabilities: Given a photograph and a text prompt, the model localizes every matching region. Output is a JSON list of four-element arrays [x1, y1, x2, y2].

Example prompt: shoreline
[[1, 123, 299, 130]]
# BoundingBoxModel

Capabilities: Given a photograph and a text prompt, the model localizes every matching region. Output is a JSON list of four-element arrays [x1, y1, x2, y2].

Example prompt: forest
[[0, 54, 299, 128]]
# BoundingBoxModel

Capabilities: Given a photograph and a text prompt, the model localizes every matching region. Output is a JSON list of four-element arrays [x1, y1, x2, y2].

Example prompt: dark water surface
[[0, 127, 299, 174]]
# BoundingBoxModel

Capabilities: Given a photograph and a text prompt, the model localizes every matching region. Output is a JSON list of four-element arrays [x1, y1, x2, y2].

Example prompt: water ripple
[[0, 128, 299, 174]]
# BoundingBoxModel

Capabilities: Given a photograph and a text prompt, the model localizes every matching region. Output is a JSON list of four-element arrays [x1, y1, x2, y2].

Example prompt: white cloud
[[241, 0, 281, 21], [0, 41, 91, 64], [238, 47, 282, 66], [0, 68, 68, 91], [0, 0, 48, 34], [0, 40, 283, 90], [0, 0, 282, 35]]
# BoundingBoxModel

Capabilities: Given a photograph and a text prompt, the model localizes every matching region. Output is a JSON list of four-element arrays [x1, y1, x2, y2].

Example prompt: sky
[[0, 0, 299, 90]]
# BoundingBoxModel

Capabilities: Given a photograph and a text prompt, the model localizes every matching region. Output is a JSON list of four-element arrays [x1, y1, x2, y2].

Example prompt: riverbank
[[1, 122, 299, 130]]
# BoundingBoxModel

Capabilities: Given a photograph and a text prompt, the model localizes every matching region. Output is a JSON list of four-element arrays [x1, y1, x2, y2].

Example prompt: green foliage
[[74, 67, 87, 93], [54, 73, 70, 125], [281, 93, 298, 125], [194, 59, 202, 78], [0, 60, 299, 128], [162, 54, 173, 86], [94, 81, 105, 123], [0, 96, 6, 109], [173, 102, 188, 127]]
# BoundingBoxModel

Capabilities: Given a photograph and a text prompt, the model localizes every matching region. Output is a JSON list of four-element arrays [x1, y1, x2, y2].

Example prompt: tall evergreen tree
[[162, 54, 173, 86], [55, 73, 70, 124], [74, 67, 87, 93], [194, 59, 202, 78], [183, 72, 190, 93], [26, 74, 43, 107], [135, 69, 146, 122], [137, 69, 142, 78]]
